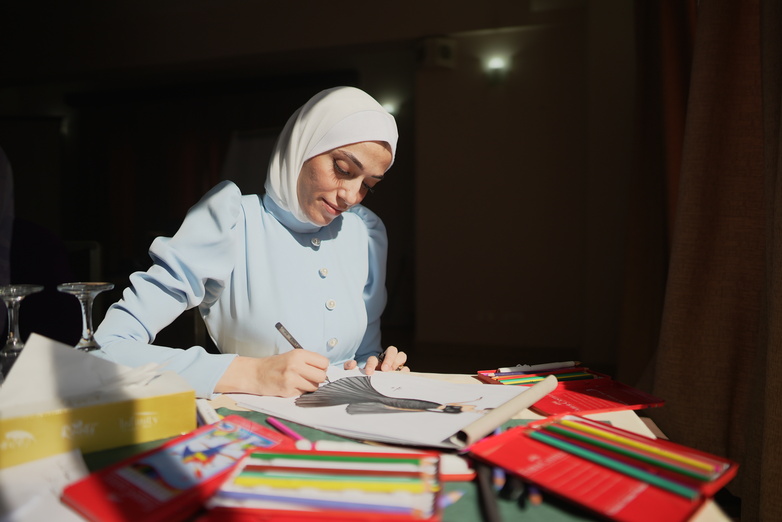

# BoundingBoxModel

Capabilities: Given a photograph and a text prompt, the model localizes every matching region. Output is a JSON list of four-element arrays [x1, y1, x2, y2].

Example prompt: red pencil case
[[476, 367, 665, 415], [61, 415, 294, 522], [469, 414, 738, 522]]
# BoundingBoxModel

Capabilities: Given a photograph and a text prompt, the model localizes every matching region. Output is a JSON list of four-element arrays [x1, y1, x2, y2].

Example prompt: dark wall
[[0, 1, 645, 378]]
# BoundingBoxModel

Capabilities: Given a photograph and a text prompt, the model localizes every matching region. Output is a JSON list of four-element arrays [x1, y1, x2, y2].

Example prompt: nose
[[338, 179, 364, 208]]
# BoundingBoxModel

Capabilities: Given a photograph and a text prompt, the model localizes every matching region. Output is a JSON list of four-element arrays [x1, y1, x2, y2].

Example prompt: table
[[204, 372, 732, 522]]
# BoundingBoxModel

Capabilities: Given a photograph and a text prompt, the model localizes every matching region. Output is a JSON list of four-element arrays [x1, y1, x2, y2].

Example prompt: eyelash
[[333, 160, 376, 194]]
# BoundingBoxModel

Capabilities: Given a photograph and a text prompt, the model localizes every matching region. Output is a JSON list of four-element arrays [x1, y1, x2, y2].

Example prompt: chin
[[307, 212, 333, 226]]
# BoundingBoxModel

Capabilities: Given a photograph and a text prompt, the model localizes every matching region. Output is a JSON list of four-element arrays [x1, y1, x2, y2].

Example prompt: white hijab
[[264, 86, 398, 226]]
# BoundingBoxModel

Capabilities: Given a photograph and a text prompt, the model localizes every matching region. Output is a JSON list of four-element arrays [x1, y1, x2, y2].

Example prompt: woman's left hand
[[344, 345, 409, 374]]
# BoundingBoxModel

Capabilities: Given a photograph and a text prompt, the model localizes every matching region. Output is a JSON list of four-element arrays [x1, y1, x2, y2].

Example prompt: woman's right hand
[[214, 350, 330, 397]]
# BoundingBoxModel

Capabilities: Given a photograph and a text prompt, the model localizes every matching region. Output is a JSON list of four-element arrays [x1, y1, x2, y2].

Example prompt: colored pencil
[[439, 489, 465, 508], [558, 418, 720, 473], [497, 373, 597, 385], [242, 463, 424, 477], [266, 417, 307, 442], [542, 424, 714, 481], [217, 489, 422, 514], [497, 361, 581, 373], [233, 475, 429, 493], [214, 449, 440, 518], [493, 368, 594, 381], [485, 366, 588, 378], [274, 322, 330, 383], [528, 430, 700, 499], [274, 322, 304, 350], [249, 451, 429, 466], [496, 371, 594, 381]]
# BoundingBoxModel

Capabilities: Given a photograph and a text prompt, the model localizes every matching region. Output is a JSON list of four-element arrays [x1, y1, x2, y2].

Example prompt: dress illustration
[[294, 375, 477, 414]]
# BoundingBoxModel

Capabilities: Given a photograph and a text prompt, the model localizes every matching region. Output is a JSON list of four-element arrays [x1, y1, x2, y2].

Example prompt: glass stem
[[7, 299, 21, 348], [79, 296, 94, 344]]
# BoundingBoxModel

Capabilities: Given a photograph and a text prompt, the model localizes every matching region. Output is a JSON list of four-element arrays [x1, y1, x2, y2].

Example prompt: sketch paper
[[230, 369, 557, 448]]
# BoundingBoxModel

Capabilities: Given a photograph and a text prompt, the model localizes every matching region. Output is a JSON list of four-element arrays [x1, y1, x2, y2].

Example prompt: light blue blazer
[[94, 181, 387, 398]]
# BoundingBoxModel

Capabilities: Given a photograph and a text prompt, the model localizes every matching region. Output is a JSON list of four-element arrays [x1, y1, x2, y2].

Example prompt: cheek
[[299, 163, 329, 192], [297, 166, 317, 200]]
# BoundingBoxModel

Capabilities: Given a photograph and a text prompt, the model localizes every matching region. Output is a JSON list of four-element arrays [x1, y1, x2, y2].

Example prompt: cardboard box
[[0, 334, 196, 469]]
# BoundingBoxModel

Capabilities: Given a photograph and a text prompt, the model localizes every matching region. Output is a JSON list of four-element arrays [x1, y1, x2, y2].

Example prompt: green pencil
[[499, 373, 595, 385], [528, 430, 700, 500], [542, 424, 713, 481], [249, 452, 425, 465]]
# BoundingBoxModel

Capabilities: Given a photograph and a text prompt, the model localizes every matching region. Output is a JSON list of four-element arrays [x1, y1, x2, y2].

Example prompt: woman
[[94, 86, 408, 399]]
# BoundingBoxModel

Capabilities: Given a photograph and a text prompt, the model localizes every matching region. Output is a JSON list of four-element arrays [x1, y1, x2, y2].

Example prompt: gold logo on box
[[119, 412, 159, 431], [0, 430, 36, 451], [61, 420, 98, 439]]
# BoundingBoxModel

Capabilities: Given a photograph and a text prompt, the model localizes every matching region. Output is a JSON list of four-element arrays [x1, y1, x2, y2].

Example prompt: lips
[[322, 198, 346, 216]]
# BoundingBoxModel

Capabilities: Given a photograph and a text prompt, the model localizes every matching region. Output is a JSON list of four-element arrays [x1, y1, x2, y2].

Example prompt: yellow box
[[0, 334, 196, 469]]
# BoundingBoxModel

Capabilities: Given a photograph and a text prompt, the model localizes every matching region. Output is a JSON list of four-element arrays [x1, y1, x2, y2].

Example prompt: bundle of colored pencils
[[207, 449, 441, 520], [477, 361, 605, 386], [527, 416, 731, 499]]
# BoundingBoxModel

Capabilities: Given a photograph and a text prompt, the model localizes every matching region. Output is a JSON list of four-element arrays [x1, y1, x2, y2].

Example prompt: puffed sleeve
[[349, 204, 388, 364], [94, 180, 243, 398]]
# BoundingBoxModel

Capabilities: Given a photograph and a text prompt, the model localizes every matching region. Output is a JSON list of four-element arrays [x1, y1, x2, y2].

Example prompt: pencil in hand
[[275, 322, 304, 350], [275, 322, 330, 383]]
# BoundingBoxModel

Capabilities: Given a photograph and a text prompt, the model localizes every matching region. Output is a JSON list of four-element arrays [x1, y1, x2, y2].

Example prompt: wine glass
[[0, 284, 44, 376], [57, 282, 114, 352]]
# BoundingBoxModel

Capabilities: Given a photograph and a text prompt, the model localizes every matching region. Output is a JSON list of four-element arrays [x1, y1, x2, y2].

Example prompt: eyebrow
[[340, 150, 385, 180]]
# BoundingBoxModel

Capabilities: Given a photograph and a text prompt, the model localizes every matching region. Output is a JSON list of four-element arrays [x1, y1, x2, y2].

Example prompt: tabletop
[[207, 371, 731, 522]]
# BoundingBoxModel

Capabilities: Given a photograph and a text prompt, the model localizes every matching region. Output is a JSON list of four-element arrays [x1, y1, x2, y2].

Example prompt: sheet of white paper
[[0, 449, 89, 522], [231, 367, 527, 448], [0, 333, 166, 411]]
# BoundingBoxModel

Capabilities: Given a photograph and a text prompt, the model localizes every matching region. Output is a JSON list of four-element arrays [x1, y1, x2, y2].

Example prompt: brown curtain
[[618, 0, 696, 388], [647, 1, 782, 521]]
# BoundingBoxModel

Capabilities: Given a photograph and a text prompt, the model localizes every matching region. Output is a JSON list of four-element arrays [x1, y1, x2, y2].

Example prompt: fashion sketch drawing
[[294, 375, 481, 414]]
